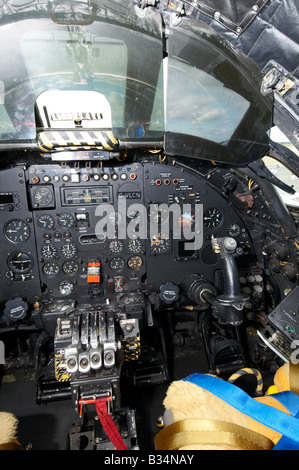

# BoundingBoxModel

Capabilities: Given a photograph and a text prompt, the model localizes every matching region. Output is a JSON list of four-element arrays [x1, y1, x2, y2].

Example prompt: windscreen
[[0, 0, 164, 142], [164, 19, 273, 165], [0, 1, 273, 166], [166, 58, 250, 143]]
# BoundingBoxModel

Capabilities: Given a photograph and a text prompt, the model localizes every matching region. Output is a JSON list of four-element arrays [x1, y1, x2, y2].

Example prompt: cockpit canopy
[[0, 0, 272, 165]]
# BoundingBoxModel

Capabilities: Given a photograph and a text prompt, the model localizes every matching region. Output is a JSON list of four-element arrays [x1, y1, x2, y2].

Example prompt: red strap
[[95, 398, 128, 450]]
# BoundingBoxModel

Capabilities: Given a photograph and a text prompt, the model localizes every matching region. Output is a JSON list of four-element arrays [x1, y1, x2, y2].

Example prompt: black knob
[[4, 298, 28, 321], [159, 282, 180, 304]]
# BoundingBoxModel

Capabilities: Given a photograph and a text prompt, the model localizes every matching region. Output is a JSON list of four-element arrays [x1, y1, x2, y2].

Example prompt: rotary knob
[[159, 282, 180, 304]]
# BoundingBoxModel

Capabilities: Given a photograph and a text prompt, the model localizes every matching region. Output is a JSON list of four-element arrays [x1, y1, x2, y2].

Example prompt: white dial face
[[61, 243, 77, 258], [59, 281, 74, 295], [128, 238, 142, 253], [41, 244, 58, 259], [109, 240, 124, 254]]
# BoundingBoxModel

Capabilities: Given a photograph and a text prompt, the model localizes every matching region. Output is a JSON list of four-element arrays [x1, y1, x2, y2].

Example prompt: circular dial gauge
[[112, 275, 129, 293], [8, 251, 33, 273], [41, 244, 58, 259], [228, 223, 241, 237], [107, 212, 123, 226], [33, 187, 53, 207], [128, 255, 143, 270], [127, 209, 140, 224], [43, 262, 59, 277], [109, 240, 124, 254], [203, 208, 222, 228], [128, 238, 142, 254], [109, 257, 125, 271], [4, 220, 30, 244], [37, 214, 55, 230], [59, 281, 74, 295], [149, 206, 169, 224], [62, 260, 79, 275], [150, 234, 170, 254], [61, 243, 77, 258], [58, 214, 74, 228]]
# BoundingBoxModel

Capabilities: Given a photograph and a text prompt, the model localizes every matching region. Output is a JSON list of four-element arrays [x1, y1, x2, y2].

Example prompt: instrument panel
[[0, 158, 253, 305]]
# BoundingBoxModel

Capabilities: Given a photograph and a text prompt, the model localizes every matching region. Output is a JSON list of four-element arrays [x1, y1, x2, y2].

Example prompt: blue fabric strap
[[273, 432, 299, 450], [269, 391, 299, 417], [268, 392, 299, 450], [182, 373, 299, 444]]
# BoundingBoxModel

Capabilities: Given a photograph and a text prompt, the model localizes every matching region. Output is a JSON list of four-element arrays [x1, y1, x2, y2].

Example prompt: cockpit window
[[165, 57, 250, 143], [0, 1, 164, 141], [0, 1, 274, 166], [164, 19, 273, 164], [21, 30, 128, 128]]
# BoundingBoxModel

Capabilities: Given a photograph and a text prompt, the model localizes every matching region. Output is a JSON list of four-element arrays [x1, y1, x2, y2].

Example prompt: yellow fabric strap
[[154, 419, 273, 451], [289, 363, 299, 396]]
